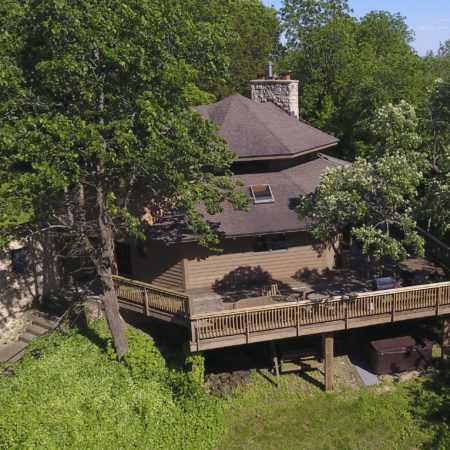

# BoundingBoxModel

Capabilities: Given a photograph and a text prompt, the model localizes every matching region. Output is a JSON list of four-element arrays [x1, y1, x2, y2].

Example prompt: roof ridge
[[282, 165, 309, 194], [220, 95, 243, 126], [238, 97, 292, 155], [317, 153, 352, 167]]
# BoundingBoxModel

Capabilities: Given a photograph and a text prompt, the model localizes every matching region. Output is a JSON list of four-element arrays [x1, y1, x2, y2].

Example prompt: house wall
[[128, 241, 185, 291], [0, 234, 61, 346], [182, 232, 336, 290]]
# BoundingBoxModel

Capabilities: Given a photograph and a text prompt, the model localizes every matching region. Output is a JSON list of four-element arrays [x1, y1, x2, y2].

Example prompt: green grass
[[218, 372, 446, 450], [1, 319, 449, 450]]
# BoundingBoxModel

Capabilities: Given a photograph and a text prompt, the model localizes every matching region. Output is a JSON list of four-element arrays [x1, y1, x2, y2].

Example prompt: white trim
[[250, 184, 275, 204]]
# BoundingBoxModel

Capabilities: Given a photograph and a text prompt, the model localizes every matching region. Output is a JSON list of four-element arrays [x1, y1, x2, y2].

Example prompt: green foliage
[[419, 77, 450, 237], [119, 327, 167, 382], [297, 154, 425, 262], [185, 353, 206, 387], [214, 0, 281, 98], [0, 0, 249, 251], [365, 101, 422, 157], [0, 322, 225, 450], [281, 2, 428, 160]]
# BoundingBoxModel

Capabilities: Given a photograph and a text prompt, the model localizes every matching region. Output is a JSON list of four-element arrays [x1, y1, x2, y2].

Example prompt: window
[[252, 236, 270, 252], [11, 248, 29, 274], [250, 184, 274, 204], [252, 234, 288, 252], [271, 234, 288, 251], [115, 242, 132, 275]]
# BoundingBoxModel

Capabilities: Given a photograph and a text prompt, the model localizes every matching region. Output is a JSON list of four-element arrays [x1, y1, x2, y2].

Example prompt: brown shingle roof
[[198, 154, 349, 238], [149, 155, 350, 241], [194, 94, 339, 160]]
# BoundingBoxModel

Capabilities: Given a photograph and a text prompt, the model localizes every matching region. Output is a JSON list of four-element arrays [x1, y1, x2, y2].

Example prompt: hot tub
[[365, 335, 433, 375]]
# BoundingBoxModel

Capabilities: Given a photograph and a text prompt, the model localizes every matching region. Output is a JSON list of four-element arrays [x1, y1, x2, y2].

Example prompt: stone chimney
[[250, 67, 299, 119]]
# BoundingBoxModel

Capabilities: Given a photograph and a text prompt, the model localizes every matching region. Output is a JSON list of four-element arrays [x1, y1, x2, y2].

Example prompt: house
[[116, 73, 348, 294]]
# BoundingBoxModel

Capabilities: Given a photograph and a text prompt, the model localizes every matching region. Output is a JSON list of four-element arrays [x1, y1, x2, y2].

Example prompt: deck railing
[[191, 281, 450, 342], [113, 275, 191, 318]]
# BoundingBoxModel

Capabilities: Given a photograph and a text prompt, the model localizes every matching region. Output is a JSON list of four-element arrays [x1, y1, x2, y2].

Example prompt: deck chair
[[262, 283, 281, 297]]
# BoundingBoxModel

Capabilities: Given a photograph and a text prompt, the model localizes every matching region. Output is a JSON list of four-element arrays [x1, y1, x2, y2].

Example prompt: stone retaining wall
[[0, 234, 61, 347]]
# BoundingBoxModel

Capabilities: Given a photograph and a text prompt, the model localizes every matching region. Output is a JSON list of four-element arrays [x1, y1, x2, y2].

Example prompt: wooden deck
[[113, 276, 450, 352]]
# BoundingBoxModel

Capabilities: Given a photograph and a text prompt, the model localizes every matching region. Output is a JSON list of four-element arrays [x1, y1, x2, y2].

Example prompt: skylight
[[250, 184, 274, 204]]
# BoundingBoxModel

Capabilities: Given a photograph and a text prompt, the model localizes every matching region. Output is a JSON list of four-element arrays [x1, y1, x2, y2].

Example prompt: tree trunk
[[99, 265, 128, 360], [96, 183, 128, 360], [93, 48, 127, 360]]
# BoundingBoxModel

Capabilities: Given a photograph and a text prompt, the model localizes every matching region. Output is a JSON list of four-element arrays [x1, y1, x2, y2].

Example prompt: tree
[[297, 155, 425, 269], [419, 77, 450, 236], [0, 0, 248, 359], [281, 0, 357, 130], [437, 39, 450, 58], [280, 3, 428, 160], [213, 0, 281, 98], [363, 100, 422, 158]]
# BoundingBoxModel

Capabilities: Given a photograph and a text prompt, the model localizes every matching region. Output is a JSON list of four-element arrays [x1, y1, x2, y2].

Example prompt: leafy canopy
[[280, 2, 428, 160], [214, 0, 281, 98], [0, 0, 248, 249], [297, 155, 425, 262], [419, 77, 450, 237]]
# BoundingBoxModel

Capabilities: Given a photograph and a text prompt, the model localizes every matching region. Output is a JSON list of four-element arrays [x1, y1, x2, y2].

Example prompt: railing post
[[296, 303, 300, 336], [345, 300, 349, 329], [190, 319, 199, 352], [392, 294, 396, 322], [436, 287, 441, 316], [187, 295, 194, 318], [143, 289, 149, 316]]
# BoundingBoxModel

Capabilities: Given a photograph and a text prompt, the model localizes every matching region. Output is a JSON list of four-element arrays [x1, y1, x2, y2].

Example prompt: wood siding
[[128, 241, 185, 291], [183, 232, 336, 290]]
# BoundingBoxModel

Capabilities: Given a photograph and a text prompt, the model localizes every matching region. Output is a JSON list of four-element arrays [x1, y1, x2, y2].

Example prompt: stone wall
[[0, 234, 61, 346], [250, 79, 299, 119]]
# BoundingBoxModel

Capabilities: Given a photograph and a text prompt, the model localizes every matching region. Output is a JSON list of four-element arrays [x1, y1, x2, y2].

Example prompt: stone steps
[[0, 311, 60, 364], [19, 332, 37, 344], [32, 317, 56, 331], [0, 341, 28, 363]]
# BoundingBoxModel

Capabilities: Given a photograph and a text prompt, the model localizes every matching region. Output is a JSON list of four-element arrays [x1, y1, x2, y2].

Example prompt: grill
[[372, 276, 396, 291]]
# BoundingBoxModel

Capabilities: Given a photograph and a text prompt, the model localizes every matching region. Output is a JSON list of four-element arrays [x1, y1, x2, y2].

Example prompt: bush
[[0, 321, 225, 450]]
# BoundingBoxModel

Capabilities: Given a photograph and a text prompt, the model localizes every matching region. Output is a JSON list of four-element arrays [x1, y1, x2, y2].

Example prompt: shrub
[[0, 321, 225, 450]]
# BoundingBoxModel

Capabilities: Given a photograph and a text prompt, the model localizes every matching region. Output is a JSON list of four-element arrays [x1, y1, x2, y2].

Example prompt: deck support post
[[442, 317, 450, 366], [323, 333, 334, 392], [270, 341, 280, 386]]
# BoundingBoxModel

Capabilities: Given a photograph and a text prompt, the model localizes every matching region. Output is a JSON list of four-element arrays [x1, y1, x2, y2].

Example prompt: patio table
[[307, 293, 328, 302]]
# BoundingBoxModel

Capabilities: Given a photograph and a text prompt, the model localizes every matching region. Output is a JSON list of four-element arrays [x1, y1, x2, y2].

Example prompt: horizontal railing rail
[[191, 281, 450, 343], [113, 275, 191, 318]]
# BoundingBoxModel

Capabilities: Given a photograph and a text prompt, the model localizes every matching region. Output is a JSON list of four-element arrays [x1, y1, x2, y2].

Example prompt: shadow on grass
[[257, 369, 278, 387], [295, 369, 325, 391], [120, 310, 189, 370], [69, 303, 110, 353]]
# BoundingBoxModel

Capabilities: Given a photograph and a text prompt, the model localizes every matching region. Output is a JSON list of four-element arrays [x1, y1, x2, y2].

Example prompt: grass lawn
[[1, 317, 449, 450], [219, 370, 448, 450]]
